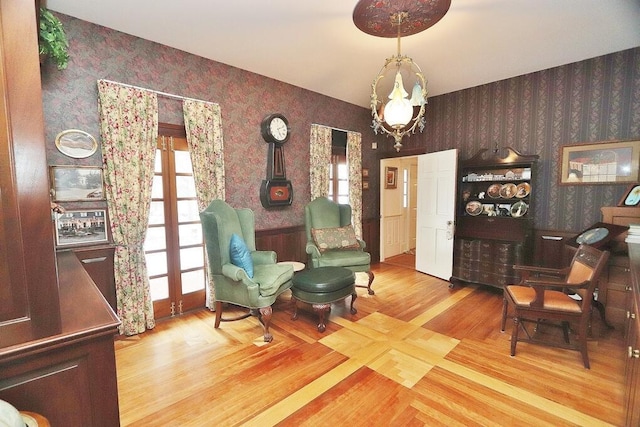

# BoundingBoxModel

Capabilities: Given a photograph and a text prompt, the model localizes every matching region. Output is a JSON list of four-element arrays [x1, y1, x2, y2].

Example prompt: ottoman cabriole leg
[[312, 303, 331, 332], [291, 296, 299, 320]]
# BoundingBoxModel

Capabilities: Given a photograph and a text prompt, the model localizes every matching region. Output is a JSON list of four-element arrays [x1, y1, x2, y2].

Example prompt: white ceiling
[[47, 0, 640, 109]]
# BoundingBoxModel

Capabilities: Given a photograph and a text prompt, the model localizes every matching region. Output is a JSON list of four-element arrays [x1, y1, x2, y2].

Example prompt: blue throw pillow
[[229, 233, 254, 278]]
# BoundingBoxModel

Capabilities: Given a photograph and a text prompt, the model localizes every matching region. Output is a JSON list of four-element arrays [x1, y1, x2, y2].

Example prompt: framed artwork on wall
[[362, 168, 369, 179], [55, 129, 98, 158], [55, 209, 108, 247], [385, 166, 397, 189], [559, 140, 640, 185], [50, 166, 104, 202]]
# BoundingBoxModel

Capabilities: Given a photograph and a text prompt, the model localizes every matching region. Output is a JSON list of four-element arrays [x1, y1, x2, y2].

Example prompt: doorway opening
[[379, 156, 418, 264]]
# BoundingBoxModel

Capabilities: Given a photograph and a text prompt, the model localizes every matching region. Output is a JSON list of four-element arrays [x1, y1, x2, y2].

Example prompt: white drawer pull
[[81, 257, 107, 264]]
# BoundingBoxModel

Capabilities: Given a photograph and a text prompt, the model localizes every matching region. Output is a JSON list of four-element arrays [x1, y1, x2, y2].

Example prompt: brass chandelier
[[353, 0, 451, 151]]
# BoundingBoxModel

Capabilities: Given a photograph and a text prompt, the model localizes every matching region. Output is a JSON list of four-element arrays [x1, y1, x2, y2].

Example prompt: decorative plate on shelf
[[487, 184, 501, 198], [516, 182, 531, 198], [510, 201, 528, 218], [576, 227, 609, 245], [499, 183, 517, 199], [465, 201, 482, 216]]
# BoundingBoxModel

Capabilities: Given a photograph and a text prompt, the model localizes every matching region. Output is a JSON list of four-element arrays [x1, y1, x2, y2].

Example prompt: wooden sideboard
[[625, 243, 640, 426], [69, 245, 117, 311], [0, 252, 120, 426], [600, 207, 640, 330]]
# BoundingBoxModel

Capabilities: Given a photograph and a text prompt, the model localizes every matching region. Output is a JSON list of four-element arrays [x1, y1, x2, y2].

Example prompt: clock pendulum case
[[259, 113, 293, 208]]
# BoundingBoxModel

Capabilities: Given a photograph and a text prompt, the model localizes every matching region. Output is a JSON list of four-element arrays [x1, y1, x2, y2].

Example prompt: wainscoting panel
[[255, 218, 381, 266]]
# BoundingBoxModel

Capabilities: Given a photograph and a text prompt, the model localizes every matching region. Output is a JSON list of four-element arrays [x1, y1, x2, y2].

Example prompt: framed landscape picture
[[50, 166, 104, 201], [55, 129, 98, 158]]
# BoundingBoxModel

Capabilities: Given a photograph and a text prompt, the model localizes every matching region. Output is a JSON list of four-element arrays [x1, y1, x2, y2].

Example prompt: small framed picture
[[55, 209, 108, 247], [363, 181, 370, 190], [619, 184, 640, 206], [385, 166, 397, 189], [55, 129, 98, 158], [362, 168, 369, 179], [51, 166, 104, 202]]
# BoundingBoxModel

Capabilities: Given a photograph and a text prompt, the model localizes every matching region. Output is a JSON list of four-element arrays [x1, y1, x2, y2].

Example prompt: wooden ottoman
[[291, 266, 357, 332]]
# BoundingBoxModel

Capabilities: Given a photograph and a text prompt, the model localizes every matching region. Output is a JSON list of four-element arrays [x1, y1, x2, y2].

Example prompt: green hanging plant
[[38, 8, 69, 70]]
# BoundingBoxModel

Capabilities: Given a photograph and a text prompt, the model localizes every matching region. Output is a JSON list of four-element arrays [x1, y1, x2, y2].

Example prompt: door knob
[[446, 220, 454, 240]]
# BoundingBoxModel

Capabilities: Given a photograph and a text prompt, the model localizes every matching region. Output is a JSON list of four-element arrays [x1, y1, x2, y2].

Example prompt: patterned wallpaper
[[41, 12, 640, 233], [419, 47, 640, 232], [41, 13, 382, 230]]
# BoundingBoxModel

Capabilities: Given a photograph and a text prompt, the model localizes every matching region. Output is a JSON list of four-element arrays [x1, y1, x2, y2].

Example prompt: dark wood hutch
[[0, 1, 120, 425], [452, 147, 539, 289]]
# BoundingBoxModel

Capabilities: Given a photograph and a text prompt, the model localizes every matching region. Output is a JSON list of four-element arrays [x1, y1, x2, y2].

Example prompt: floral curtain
[[309, 124, 332, 200], [183, 99, 225, 309], [98, 80, 158, 336], [309, 125, 363, 238], [347, 131, 363, 237]]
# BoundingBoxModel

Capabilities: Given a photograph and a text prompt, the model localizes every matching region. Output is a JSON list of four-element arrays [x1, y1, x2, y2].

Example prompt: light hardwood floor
[[115, 256, 625, 426]]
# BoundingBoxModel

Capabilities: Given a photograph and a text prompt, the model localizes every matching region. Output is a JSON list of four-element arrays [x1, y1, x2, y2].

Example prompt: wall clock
[[260, 113, 290, 144], [259, 114, 293, 208]]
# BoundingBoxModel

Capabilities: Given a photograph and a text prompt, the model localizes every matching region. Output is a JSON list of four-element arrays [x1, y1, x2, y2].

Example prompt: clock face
[[261, 113, 290, 144], [270, 117, 288, 141]]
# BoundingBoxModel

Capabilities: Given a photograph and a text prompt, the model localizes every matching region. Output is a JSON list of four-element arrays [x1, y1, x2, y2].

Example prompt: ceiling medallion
[[353, 0, 451, 151]]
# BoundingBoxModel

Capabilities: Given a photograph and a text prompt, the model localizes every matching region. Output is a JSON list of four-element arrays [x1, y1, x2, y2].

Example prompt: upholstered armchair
[[304, 197, 374, 294], [200, 200, 294, 342]]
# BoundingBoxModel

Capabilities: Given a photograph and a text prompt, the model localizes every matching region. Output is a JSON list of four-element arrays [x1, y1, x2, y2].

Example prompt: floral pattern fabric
[[311, 225, 360, 252], [309, 124, 332, 200], [309, 124, 364, 238], [98, 80, 158, 335], [183, 99, 225, 308], [347, 131, 363, 238]]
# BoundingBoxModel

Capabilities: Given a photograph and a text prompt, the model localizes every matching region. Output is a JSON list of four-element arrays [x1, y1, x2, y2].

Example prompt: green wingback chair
[[200, 200, 294, 342], [304, 197, 374, 295]]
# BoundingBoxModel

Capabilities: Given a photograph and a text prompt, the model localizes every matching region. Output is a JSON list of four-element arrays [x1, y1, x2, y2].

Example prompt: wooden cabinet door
[[0, 0, 61, 347], [625, 298, 640, 426]]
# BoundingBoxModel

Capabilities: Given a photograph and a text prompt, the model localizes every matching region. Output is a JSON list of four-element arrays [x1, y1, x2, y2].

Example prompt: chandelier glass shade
[[370, 32, 428, 151], [353, 0, 451, 151]]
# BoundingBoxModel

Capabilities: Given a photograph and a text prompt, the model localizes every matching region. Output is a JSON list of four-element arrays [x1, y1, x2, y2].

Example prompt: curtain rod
[[311, 123, 353, 134], [98, 79, 216, 105]]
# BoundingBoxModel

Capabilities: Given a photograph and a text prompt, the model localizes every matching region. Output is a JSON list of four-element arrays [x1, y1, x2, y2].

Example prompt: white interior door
[[415, 149, 457, 280]]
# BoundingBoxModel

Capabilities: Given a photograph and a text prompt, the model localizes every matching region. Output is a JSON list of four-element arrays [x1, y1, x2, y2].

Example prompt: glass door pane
[[146, 135, 205, 318]]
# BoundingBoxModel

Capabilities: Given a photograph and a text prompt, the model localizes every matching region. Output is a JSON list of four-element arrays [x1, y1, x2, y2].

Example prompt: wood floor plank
[[115, 255, 626, 426]]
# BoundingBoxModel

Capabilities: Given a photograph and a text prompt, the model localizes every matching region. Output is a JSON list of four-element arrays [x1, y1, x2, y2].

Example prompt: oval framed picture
[[55, 129, 98, 158]]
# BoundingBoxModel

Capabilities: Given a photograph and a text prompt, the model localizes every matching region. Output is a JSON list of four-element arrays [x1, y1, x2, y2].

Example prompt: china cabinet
[[451, 147, 539, 288]]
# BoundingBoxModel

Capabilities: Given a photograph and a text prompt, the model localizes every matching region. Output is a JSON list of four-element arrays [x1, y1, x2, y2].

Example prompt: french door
[[145, 132, 206, 318]]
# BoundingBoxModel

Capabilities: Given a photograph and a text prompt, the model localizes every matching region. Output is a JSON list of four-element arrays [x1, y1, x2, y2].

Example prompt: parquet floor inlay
[[321, 312, 460, 388], [116, 255, 626, 426]]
